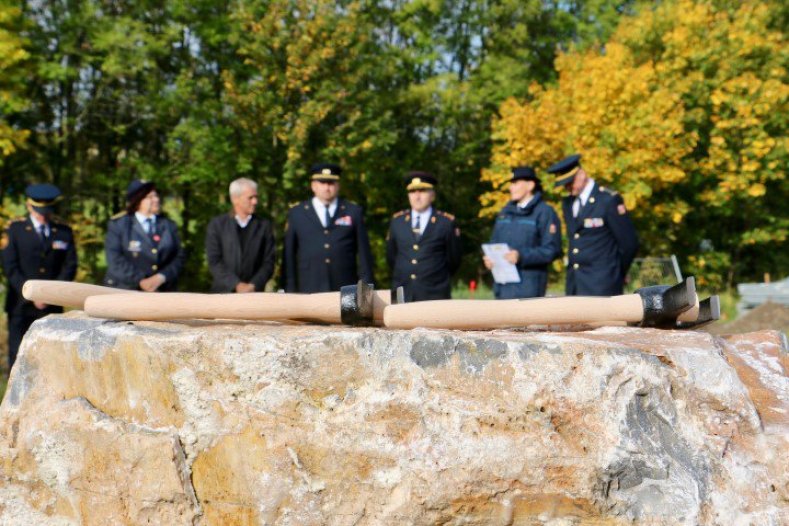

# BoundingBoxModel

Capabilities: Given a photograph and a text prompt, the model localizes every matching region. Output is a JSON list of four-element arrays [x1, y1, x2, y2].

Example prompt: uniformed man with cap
[[386, 171, 462, 302], [104, 179, 185, 291], [1, 183, 77, 369], [548, 154, 638, 296], [483, 166, 562, 299], [283, 163, 374, 292]]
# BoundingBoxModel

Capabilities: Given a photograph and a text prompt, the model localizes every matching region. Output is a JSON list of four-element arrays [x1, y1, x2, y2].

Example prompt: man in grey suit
[[205, 178, 276, 292]]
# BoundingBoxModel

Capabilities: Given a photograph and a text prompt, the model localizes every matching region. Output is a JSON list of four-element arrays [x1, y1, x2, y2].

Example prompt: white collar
[[235, 214, 253, 228], [578, 179, 595, 205], [517, 195, 534, 209], [312, 197, 338, 213], [411, 206, 432, 219], [135, 211, 155, 225], [29, 215, 49, 233]]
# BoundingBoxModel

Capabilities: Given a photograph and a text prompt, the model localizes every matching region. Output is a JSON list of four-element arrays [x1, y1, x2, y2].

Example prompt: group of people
[[1, 154, 638, 369]]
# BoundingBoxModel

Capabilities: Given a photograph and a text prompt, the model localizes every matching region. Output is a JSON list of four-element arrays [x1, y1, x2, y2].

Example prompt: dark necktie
[[38, 224, 48, 247], [413, 214, 421, 239], [325, 206, 331, 228]]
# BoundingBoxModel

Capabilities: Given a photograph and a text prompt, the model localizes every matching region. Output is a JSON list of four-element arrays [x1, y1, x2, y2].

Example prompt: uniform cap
[[125, 179, 156, 202], [404, 171, 437, 191], [547, 154, 582, 187], [25, 183, 62, 215], [510, 166, 538, 182], [310, 163, 342, 181]]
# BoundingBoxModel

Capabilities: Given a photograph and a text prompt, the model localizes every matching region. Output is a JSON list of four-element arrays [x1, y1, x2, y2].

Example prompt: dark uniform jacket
[[386, 209, 462, 302], [2, 217, 78, 317], [490, 193, 562, 299], [104, 213, 185, 291], [205, 213, 276, 292], [284, 198, 374, 293], [562, 183, 638, 296]]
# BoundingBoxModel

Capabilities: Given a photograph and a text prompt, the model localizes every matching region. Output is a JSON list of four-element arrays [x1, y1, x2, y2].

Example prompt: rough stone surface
[[0, 312, 786, 525]]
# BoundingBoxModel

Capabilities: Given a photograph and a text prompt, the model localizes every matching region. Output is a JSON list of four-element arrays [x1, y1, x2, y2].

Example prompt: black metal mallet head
[[635, 276, 696, 328], [677, 295, 720, 329], [340, 281, 376, 326]]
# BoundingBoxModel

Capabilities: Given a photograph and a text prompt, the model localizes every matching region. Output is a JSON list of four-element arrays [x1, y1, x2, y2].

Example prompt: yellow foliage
[[482, 0, 787, 257]]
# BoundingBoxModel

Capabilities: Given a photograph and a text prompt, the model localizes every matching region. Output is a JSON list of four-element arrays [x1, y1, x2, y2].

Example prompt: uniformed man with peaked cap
[[386, 171, 462, 302], [283, 163, 374, 292], [548, 154, 638, 296], [2, 183, 77, 369]]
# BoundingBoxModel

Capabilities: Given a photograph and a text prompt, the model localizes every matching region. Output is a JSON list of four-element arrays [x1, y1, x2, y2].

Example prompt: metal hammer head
[[677, 295, 721, 329], [340, 281, 376, 326], [635, 277, 696, 328]]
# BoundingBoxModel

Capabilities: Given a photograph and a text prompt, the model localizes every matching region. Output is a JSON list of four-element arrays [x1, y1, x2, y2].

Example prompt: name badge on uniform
[[128, 240, 142, 252], [583, 218, 605, 228], [334, 215, 353, 226], [52, 240, 69, 250]]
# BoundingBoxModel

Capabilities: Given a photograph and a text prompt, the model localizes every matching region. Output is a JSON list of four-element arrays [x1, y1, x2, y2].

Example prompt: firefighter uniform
[[386, 172, 462, 302], [283, 164, 374, 292], [549, 154, 639, 296], [2, 184, 77, 369]]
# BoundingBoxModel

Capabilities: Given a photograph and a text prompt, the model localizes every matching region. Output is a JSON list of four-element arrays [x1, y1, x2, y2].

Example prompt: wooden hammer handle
[[84, 290, 392, 323], [383, 295, 646, 329], [22, 280, 138, 310]]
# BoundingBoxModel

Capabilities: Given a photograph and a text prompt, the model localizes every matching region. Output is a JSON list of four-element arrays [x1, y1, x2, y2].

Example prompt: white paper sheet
[[482, 243, 521, 284]]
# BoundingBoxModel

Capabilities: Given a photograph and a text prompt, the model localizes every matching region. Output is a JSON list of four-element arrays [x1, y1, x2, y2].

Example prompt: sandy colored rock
[[0, 312, 786, 525]]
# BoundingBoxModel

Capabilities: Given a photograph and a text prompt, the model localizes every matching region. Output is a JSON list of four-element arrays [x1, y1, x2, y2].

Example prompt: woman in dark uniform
[[483, 166, 562, 299], [104, 180, 185, 291]]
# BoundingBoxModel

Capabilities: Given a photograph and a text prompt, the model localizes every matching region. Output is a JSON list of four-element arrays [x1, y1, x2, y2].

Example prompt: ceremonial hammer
[[383, 277, 709, 330], [23, 280, 394, 326]]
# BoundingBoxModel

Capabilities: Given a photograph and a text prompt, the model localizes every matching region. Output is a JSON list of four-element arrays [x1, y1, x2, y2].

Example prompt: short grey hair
[[229, 178, 258, 198]]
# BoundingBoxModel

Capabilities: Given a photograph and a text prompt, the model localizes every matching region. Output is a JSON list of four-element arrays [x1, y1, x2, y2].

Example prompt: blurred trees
[[2, 0, 782, 291], [483, 0, 788, 288]]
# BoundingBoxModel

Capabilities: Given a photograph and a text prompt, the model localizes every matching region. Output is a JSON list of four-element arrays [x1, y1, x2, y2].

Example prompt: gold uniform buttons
[[413, 244, 419, 250], [324, 243, 330, 249], [325, 258, 331, 264], [574, 233, 580, 239], [572, 248, 579, 254], [39, 267, 46, 273], [324, 229, 329, 235], [152, 264, 158, 270], [573, 263, 579, 269], [410, 274, 417, 280], [151, 248, 158, 254], [411, 259, 417, 264]]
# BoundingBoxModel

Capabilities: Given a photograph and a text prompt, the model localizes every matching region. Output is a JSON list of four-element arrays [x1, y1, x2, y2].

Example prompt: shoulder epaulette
[[392, 209, 407, 218], [110, 211, 127, 220], [10, 216, 26, 224], [437, 210, 455, 221], [599, 186, 619, 196]]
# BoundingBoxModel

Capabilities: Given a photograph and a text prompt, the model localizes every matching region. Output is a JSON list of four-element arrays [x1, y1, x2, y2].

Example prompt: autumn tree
[[483, 0, 788, 288], [0, 2, 29, 180]]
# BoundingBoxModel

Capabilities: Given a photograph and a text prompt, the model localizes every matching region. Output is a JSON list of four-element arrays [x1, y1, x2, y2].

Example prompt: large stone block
[[0, 312, 786, 525]]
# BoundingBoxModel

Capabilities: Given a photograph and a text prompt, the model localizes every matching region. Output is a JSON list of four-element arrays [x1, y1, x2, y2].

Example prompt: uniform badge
[[128, 240, 142, 252], [334, 215, 353, 226], [583, 218, 605, 228], [549, 223, 557, 234], [617, 204, 627, 215], [52, 240, 69, 250], [152, 234, 161, 242], [454, 227, 461, 237]]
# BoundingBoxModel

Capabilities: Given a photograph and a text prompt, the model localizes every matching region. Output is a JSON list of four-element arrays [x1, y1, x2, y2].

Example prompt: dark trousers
[[7, 314, 41, 370]]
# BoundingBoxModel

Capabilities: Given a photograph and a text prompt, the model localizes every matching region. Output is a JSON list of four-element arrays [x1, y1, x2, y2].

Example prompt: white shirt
[[573, 179, 595, 217], [235, 215, 252, 228], [517, 195, 534, 209], [411, 207, 433, 235], [29, 215, 50, 238], [135, 212, 156, 233], [312, 197, 338, 227]]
